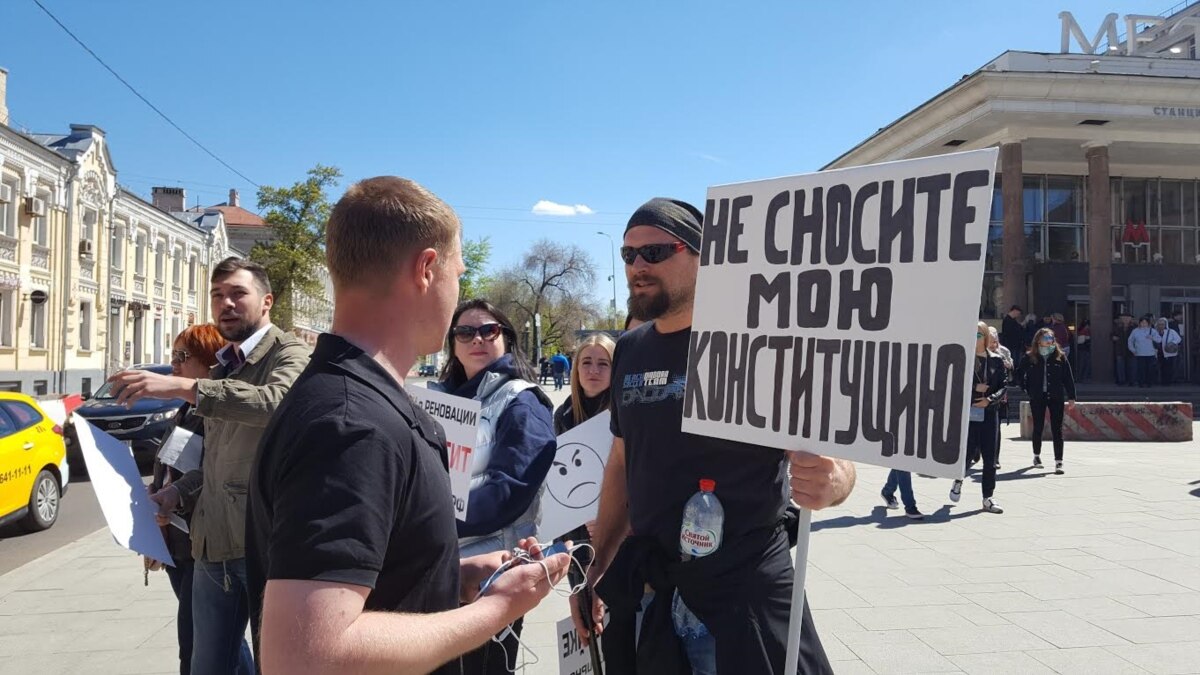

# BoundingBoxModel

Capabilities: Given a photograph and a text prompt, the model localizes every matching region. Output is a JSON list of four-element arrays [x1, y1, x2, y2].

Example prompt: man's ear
[[413, 248, 439, 293], [261, 293, 274, 312]]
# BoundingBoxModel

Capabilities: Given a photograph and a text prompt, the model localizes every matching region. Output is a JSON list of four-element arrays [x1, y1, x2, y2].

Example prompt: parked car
[[0, 393, 69, 532], [418, 363, 438, 377], [72, 365, 186, 465]]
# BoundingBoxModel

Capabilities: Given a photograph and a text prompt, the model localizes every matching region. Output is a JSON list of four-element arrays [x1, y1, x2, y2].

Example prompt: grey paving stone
[[1113, 592, 1200, 617], [1104, 642, 1200, 675], [962, 591, 1051, 613], [836, 629, 961, 673], [909, 623, 1056, 656], [948, 651, 1058, 675], [1001, 610, 1129, 648], [1028, 646, 1151, 674], [845, 605, 965, 631], [1092, 616, 1200, 645], [1046, 597, 1150, 621]]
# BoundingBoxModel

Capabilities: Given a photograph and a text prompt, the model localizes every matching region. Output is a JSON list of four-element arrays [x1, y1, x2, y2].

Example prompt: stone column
[[1086, 144, 1113, 384], [1001, 143, 1026, 311]]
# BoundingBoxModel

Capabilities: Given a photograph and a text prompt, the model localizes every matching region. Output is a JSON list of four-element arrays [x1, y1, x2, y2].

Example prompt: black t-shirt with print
[[610, 322, 788, 553], [247, 334, 462, 674]]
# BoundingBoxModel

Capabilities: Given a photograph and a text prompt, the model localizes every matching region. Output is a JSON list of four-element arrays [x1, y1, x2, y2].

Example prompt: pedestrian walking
[[1113, 314, 1135, 386], [950, 321, 1006, 514], [435, 299, 557, 675], [1000, 305, 1026, 357], [1017, 327, 1077, 474], [988, 326, 1013, 470], [246, 176, 570, 675], [1152, 317, 1183, 386], [550, 351, 570, 390], [1128, 317, 1157, 388], [881, 470, 924, 520]]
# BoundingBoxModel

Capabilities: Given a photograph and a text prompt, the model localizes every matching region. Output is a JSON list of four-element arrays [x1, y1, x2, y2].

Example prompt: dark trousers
[[166, 559, 195, 675], [1029, 397, 1066, 462], [1159, 356, 1177, 386], [461, 619, 523, 674], [1115, 355, 1129, 385], [966, 414, 998, 500], [1136, 356, 1156, 387]]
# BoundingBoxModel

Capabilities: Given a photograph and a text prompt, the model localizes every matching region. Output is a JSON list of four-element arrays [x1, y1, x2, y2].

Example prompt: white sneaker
[[982, 498, 1004, 514], [949, 479, 962, 503]]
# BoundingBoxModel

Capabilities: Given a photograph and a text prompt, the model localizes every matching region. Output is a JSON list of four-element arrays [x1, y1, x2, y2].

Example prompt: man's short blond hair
[[326, 176, 460, 289]]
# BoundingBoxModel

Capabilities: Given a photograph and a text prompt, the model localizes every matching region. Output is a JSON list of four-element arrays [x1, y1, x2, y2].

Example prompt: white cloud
[[532, 200, 595, 216]]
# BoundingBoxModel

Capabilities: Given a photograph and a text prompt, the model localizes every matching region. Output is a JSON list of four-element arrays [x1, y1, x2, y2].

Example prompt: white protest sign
[[556, 614, 606, 675], [156, 426, 202, 474], [72, 416, 174, 566], [538, 411, 612, 542], [405, 385, 480, 520], [683, 149, 998, 480]]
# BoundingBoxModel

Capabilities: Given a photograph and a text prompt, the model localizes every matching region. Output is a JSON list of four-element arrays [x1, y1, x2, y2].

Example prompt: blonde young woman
[[554, 333, 616, 434]]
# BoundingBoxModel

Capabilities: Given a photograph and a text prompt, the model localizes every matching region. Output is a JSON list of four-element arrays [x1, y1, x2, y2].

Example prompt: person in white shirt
[[1127, 318, 1157, 388], [1151, 317, 1184, 386]]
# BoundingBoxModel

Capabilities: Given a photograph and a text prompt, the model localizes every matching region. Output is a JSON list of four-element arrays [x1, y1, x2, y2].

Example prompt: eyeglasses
[[619, 242, 687, 265], [170, 349, 190, 365], [451, 323, 504, 344], [1040, 336, 1056, 343], [975, 332, 984, 339]]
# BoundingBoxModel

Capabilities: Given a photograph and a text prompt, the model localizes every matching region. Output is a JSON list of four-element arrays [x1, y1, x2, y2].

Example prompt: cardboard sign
[[556, 614, 607, 675], [405, 385, 480, 520], [72, 416, 174, 566], [538, 412, 612, 542], [683, 149, 998, 479], [156, 426, 202, 474]]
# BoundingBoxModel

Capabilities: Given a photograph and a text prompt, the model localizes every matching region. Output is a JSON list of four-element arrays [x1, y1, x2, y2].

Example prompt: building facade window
[[79, 300, 93, 351], [0, 291, 12, 347], [110, 223, 124, 269], [82, 208, 97, 245], [135, 231, 147, 275], [33, 381, 47, 396], [155, 241, 166, 279], [1111, 178, 1199, 265], [188, 256, 197, 293], [30, 299, 46, 349], [173, 249, 182, 286], [0, 181, 15, 237]]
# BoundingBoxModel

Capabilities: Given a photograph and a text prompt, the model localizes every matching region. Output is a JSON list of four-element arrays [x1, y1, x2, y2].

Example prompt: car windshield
[[91, 381, 121, 400]]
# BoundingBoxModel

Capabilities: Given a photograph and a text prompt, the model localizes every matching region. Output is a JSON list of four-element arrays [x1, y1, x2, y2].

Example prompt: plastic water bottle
[[679, 479, 724, 560]]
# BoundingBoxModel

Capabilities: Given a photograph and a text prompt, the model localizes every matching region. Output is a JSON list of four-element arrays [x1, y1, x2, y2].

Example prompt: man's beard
[[218, 315, 260, 342], [627, 276, 692, 322]]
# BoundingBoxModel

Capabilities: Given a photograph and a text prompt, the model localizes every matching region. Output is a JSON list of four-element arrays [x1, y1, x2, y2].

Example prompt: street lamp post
[[596, 231, 618, 330]]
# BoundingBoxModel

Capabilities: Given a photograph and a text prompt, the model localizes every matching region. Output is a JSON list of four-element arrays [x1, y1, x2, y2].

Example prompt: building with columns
[[824, 4, 1200, 384], [0, 66, 235, 395]]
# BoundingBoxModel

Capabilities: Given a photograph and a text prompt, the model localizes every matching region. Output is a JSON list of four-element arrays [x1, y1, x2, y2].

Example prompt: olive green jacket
[[173, 325, 310, 562]]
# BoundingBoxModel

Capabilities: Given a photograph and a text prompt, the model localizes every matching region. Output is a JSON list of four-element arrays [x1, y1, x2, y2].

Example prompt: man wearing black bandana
[[572, 198, 856, 674]]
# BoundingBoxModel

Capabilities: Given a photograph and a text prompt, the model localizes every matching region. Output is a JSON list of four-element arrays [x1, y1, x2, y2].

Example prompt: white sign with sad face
[[538, 411, 612, 542]]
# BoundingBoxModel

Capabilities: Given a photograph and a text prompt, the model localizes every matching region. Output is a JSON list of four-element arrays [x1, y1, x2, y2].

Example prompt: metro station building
[[824, 4, 1200, 383]]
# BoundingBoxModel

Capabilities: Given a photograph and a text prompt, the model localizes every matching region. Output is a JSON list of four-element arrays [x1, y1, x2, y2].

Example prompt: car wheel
[[22, 470, 60, 532]]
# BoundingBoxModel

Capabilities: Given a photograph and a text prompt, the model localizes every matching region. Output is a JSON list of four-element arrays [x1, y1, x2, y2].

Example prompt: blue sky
[[1, 0, 1170, 310]]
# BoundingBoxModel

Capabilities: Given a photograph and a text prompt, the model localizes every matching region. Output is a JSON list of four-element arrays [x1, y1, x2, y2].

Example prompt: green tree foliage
[[248, 165, 341, 330], [459, 236, 493, 300]]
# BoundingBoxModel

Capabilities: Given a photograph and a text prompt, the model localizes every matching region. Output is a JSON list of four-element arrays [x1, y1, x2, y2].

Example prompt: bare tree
[[486, 240, 602, 358]]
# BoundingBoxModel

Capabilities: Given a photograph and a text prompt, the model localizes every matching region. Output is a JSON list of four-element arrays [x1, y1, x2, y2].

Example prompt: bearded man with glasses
[[573, 198, 856, 674]]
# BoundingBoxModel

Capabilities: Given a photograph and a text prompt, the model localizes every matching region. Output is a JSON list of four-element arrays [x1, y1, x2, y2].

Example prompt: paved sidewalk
[[1, 421, 1196, 674]]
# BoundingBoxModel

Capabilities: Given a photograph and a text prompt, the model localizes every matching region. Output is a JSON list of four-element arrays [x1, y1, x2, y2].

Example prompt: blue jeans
[[1115, 355, 1128, 385], [553, 372, 565, 389], [882, 469, 918, 512], [165, 560, 194, 675], [672, 590, 717, 675], [191, 558, 254, 675]]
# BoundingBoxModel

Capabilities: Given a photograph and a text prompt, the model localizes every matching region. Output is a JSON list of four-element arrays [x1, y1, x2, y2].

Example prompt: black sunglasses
[[451, 323, 504, 344], [620, 242, 687, 265]]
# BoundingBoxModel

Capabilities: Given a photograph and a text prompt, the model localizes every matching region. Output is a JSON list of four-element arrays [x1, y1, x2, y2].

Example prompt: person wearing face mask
[[1128, 317, 1158, 388], [1017, 328, 1077, 474], [434, 298, 557, 675], [950, 322, 1007, 514]]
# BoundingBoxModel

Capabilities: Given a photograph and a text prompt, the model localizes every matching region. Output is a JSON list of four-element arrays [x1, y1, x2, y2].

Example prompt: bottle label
[[681, 527, 719, 556]]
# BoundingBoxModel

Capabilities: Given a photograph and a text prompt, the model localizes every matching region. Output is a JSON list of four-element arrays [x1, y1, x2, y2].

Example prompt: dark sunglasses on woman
[[619, 242, 687, 265], [451, 323, 504, 343]]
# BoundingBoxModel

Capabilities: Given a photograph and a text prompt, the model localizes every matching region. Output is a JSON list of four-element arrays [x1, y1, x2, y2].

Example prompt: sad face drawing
[[546, 442, 605, 509]]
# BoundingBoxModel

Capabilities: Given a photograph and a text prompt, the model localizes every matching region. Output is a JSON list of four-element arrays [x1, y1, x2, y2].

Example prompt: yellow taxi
[[0, 393, 68, 532]]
